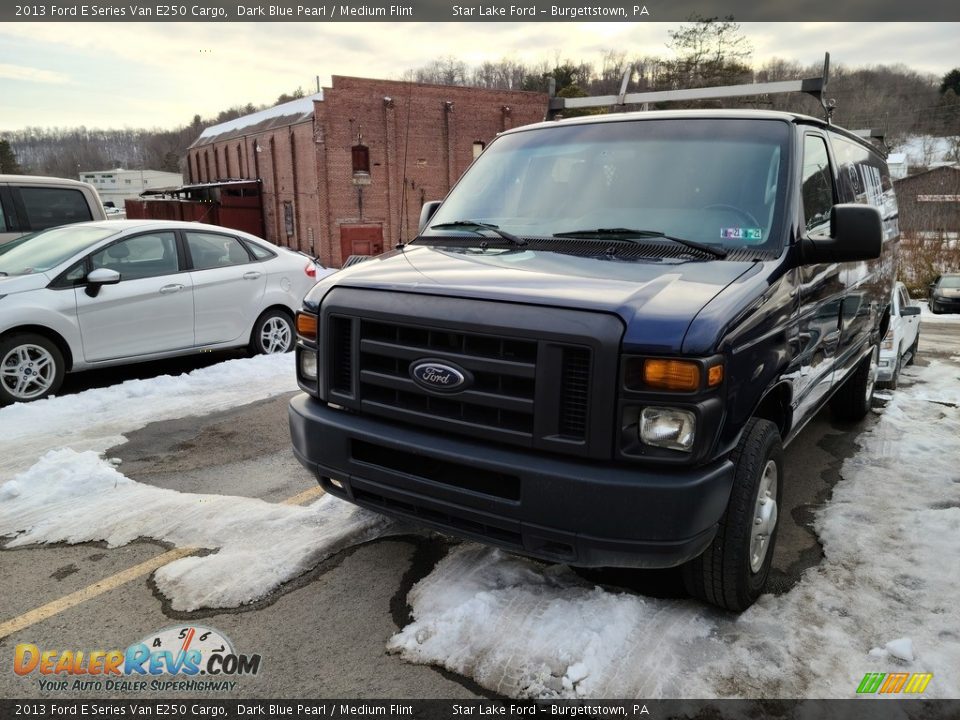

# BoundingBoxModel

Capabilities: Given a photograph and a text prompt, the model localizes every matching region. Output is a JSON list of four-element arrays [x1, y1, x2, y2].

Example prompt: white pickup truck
[[878, 281, 921, 390]]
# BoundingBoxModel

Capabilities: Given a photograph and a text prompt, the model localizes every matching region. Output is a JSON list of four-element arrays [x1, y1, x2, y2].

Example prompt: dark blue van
[[288, 108, 897, 611]]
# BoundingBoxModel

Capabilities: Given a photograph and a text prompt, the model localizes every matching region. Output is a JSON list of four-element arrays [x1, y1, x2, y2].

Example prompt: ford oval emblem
[[410, 359, 471, 393]]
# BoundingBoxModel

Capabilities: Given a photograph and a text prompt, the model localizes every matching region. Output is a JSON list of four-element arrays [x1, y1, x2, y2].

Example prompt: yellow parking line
[[280, 485, 325, 506], [0, 547, 194, 640], [0, 484, 325, 640]]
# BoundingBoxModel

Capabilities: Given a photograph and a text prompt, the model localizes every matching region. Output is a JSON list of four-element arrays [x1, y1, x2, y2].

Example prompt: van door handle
[[159, 284, 184, 294], [243, 271, 262, 280]]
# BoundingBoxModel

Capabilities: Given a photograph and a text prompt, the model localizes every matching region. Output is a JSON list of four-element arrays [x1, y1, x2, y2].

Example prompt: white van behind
[[0, 175, 107, 245]]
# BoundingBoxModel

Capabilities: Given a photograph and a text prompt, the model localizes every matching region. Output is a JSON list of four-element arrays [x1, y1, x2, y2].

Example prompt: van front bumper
[[289, 393, 735, 568]]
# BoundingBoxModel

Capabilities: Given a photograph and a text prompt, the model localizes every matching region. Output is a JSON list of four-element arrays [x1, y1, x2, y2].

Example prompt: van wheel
[[682, 418, 783, 612], [0, 333, 65, 404], [830, 345, 878, 421], [250, 310, 294, 355]]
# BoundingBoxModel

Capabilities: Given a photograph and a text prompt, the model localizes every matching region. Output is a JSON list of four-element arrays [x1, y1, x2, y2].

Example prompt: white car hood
[[0, 273, 50, 296]]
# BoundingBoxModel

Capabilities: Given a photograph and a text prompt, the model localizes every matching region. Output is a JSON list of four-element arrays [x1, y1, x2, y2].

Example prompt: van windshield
[[426, 118, 791, 253], [0, 226, 118, 276]]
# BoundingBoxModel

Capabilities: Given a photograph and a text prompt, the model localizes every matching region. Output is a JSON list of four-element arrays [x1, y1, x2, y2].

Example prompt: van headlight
[[639, 407, 696, 452], [299, 350, 318, 380]]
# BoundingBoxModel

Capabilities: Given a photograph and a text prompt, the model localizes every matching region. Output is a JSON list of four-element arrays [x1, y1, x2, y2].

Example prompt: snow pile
[[0, 449, 391, 611], [390, 360, 960, 698], [0, 352, 297, 480], [388, 545, 712, 698], [871, 638, 915, 662]]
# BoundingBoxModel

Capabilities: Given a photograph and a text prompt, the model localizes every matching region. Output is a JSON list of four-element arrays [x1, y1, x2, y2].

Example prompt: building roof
[[894, 165, 960, 184], [189, 93, 323, 148]]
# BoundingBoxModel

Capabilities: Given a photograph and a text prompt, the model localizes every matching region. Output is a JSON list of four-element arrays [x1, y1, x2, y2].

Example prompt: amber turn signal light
[[643, 359, 701, 392], [707, 364, 724, 388], [296, 312, 318, 341]]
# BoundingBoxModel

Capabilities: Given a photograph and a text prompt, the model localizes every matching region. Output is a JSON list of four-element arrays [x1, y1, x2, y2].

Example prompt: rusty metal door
[[339, 224, 383, 263]]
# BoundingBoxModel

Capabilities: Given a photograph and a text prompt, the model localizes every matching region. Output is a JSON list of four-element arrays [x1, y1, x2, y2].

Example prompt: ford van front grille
[[320, 288, 623, 459]]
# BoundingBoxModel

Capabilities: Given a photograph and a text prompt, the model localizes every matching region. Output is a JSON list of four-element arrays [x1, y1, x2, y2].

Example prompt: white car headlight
[[639, 407, 696, 452]]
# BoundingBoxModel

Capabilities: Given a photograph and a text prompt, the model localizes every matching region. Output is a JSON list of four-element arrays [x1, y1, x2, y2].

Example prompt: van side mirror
[[801, 204, 883, 265], [900, 305, 921, 317], [418, 201, 442, 234]]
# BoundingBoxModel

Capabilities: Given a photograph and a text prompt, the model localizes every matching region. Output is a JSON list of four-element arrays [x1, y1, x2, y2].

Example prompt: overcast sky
[[0, 22, 957, 130]]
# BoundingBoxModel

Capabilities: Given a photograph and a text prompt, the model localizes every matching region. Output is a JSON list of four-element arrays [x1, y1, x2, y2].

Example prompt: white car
[[0, 220, 330, 404], [878, 281, 921, 390]]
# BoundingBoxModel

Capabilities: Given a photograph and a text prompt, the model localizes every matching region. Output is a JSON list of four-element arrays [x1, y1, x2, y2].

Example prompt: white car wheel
[[0, 334, 65, 404], [252, 311, 294, 355]]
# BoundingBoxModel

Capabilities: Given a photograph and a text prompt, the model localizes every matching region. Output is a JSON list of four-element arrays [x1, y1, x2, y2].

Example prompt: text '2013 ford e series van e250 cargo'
[[289, 95, 898, 611]]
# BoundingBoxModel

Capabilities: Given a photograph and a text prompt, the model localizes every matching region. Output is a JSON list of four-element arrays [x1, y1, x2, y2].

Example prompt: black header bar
[[2, 699, 959, 720], [2, 0, 958, 22]]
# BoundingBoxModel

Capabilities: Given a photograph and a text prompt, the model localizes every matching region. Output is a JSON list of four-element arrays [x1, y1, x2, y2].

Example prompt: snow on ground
[[892, 135, 960, 168], [389, 360, 960, 699], [919, 301, 960, 323], [0, 353, 297, 480], [0, 449, 391, 611]]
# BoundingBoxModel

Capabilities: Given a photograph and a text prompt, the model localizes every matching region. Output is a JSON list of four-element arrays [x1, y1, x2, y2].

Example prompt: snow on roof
[[190, 92, 323, 148]]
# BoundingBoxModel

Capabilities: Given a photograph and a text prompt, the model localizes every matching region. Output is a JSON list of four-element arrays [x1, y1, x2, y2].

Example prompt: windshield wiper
[[428, 220, 527, 247], [553, 228, 727, 259]]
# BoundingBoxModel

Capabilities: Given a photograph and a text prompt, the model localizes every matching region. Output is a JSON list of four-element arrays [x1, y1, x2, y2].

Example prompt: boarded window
[[352, 144, 370, 174]]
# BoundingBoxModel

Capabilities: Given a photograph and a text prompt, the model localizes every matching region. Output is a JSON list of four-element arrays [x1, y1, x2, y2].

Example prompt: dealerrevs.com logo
[[14, 625, 261, 693]]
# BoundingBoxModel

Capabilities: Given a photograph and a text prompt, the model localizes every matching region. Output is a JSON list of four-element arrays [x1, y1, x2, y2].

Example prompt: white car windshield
[[425, 118, 791, 252], [0, 226, 119, 276]]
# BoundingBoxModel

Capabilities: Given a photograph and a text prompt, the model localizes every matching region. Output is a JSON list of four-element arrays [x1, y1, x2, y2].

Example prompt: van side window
[[830, 133, 896, 221], [801, 135, 835, 239], [20, 187, 94, 231]]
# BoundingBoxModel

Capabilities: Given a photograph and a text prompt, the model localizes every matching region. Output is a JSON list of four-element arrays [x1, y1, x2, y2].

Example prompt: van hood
[[0, 273, 50, 296], [309, 245, 759, 353]]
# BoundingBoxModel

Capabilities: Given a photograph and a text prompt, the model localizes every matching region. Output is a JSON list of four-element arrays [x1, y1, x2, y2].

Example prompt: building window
[[284, 201, 295, 239], [352, 143, 370, 175], [472, 141, 486, 159]]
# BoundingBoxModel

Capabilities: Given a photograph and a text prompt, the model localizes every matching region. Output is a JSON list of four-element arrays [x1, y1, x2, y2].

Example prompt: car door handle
[[159, 284, 184, 294], [243, 271, 262, 280]]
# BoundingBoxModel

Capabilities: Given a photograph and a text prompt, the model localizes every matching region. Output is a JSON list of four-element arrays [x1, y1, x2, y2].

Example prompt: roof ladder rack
[[851, 127, 888, 154], [547, 52, 835, 123]]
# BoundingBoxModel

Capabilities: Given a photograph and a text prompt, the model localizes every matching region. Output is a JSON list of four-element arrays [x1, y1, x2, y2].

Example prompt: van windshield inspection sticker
[[721, 227, 763, 241]]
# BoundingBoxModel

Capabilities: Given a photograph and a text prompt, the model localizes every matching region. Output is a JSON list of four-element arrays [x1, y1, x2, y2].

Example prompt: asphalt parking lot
[[1, 317, 958, 699]]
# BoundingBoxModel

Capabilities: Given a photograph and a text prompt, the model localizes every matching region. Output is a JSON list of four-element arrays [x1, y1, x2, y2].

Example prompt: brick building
[[186, 77, 548, 267], [893, 165, 960, 237]]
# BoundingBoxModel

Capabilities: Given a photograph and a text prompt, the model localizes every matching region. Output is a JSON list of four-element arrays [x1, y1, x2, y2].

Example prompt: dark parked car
[[928, 273, 960, 314], [288, 109, 897, 611]]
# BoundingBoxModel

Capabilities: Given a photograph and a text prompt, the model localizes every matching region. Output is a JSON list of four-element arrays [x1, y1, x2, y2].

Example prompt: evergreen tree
[[940, 68, 960, 96], [0, 139, 23, 174]]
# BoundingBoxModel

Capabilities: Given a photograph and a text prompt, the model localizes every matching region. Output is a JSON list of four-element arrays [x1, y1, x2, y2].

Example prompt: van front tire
[[682, 418, 783, 612]]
